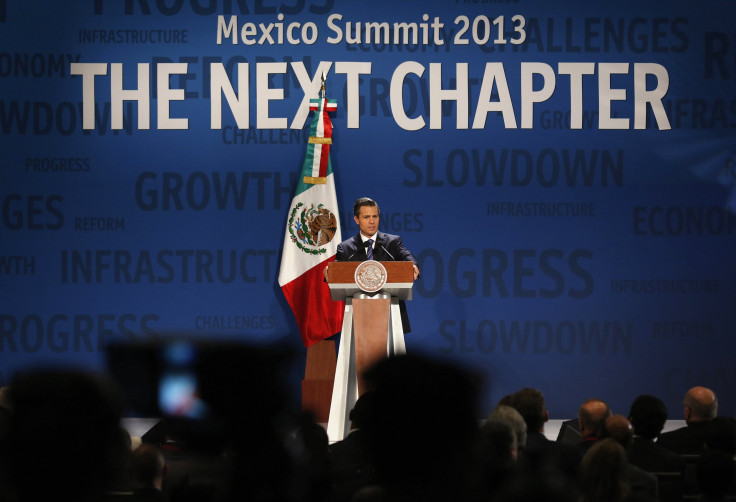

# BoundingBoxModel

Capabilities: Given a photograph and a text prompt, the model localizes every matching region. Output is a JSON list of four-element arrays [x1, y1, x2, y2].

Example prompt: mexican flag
[[278, 97, 344, 347]]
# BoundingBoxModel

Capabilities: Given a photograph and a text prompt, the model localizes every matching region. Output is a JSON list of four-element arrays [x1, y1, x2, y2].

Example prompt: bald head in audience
[[578, 398, 611, 440], [683, 386, 717, 423]]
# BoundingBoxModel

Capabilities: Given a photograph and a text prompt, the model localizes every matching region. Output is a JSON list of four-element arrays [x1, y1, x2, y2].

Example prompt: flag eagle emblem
[[288, 202, 338, 254]]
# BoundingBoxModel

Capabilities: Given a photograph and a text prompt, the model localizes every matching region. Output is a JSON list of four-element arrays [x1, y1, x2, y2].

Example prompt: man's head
[[478, 419, 518, 463], [130, 444, 166, 490], [349, 391, 376, 431], [353, 197, 380, 238], [487, 404, 527, 451], [628, 394, 668, 440], [510, 388, 548, 434], [2, 370, 124, 502], [603, 414, 634, 449], [578, 398, 611, 439], [683, 386, 718, 423]]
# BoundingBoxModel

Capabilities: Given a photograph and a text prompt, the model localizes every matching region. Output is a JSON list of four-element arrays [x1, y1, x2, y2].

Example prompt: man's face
[[354, 205, 379, 237]]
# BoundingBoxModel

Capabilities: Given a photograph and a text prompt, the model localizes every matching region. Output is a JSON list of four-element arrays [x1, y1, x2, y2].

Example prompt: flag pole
[[303, 71, 337, 423], [278, 69, 343, 421]]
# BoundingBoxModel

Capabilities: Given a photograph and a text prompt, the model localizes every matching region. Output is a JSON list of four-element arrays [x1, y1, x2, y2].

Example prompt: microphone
[[348, 240, 372, 260], [380, 245, 395, 261]]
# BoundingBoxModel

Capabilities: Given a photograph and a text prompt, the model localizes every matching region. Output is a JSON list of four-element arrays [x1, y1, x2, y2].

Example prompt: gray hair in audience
[[488, 404, 527, 448]]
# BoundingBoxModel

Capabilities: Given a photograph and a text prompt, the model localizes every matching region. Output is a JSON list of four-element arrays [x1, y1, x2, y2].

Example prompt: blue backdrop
[[2, 0, 735, 419]]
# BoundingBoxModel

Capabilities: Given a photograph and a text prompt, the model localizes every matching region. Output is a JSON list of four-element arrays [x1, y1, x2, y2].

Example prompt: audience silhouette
[[329, 391, 378, 502], [0, 369, 126, 502], [509, 387, 582, 488], [579, 438, 630, 502], [601, 415, 659, 502], [359, 353, 480, 502], [0, 347, 733, 502], [578, 398, 612, 455], [657, 386, 719, 455], [696, 449, 735, 502], [470, 410, 521, 501], [627, 394, 686, 475], [129, 443, 167, 501]]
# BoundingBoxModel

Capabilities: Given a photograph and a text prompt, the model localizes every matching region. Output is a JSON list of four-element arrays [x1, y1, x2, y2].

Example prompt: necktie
[[366, 239, 373, 260]]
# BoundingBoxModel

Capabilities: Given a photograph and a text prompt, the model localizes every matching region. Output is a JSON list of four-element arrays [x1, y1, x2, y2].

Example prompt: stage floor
[[544, 419, 686, 441], [121, 418, 689, 444]]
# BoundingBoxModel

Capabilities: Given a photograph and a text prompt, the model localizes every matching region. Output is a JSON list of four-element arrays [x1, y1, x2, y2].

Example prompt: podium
[[325, 261, 414, 442]]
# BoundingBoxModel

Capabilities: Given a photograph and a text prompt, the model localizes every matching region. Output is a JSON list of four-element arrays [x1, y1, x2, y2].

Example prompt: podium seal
[[354, 260, 387, 293]]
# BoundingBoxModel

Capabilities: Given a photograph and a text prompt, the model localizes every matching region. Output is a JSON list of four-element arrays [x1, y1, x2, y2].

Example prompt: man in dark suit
[[627, 394, 685, 474], [603, 415, 659, 502], [509, 387, 582, 486], [329, 391, 377, 502], [129, 443, 167, 501], [326, 197, 420, 332], [656, 386, 718, 455], [578, 397, 612, 455]]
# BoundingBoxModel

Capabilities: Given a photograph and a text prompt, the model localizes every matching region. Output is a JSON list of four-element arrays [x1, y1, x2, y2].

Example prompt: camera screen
[[157, 341, 210, 420]]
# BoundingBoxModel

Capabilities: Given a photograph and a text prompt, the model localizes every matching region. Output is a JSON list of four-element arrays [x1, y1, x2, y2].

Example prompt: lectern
[[325, 261, 414, 442]]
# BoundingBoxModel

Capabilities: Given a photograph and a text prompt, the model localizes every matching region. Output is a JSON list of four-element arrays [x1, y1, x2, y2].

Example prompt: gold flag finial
[[321, 71, 326, 99]]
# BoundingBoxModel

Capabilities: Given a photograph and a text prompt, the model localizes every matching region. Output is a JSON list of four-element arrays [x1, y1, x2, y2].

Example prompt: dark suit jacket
[[625, 464, 659, 502], [329, 429, 375, 501], [656, 421, 713, 455], [336, 231, 417, 263], [521, 431, 582, 483], [335, 232, 417, 333], [628, 436, 685, 474]]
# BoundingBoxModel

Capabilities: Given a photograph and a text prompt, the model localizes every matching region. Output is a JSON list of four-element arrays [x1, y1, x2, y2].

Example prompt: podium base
[[301, 340, 336, 423], [326, 293, 406, 442]]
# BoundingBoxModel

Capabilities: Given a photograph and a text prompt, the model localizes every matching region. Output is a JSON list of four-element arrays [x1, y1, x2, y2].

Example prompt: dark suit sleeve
[[385, 235, 417, 263], [327, 241, 349, 284], [335, 242, 347, 262], [336, 236, 364, 262]]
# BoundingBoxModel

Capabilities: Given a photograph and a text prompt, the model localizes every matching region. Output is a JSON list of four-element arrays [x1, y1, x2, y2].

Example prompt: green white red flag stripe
[[278, 97, 344, 347], [308, 98, 336, 179]]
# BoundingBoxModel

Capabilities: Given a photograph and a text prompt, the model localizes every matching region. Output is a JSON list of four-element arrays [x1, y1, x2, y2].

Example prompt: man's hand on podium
[[413, 264, 420, 280]]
